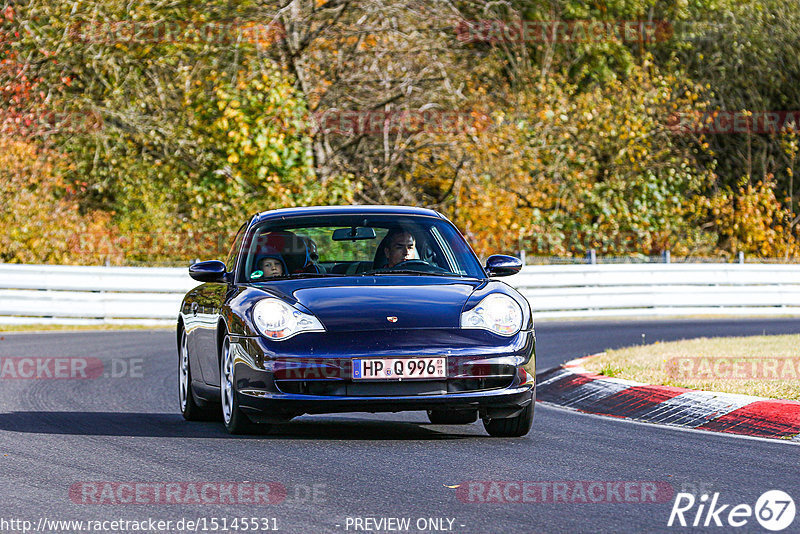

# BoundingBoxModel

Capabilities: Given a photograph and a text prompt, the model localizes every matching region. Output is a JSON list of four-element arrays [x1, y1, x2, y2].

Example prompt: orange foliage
[[0, 138, 118, 264]]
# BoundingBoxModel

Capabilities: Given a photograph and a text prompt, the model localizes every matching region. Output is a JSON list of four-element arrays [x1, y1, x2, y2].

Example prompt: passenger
[[251, 254, 286, 279], [259, 256, 285, 277]]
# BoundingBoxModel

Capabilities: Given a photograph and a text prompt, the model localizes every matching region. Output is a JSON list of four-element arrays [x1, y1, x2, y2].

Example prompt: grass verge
[[581, 334, 800, 401]]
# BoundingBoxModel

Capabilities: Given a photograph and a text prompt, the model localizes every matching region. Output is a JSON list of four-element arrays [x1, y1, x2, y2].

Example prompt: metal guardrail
[[1, 263, 799, 324], [0, 264, 197, 325], [505, 263, 800, 318]]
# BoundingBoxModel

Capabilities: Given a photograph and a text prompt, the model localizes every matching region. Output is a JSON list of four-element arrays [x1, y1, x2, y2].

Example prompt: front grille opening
[[274, 375, 514, 396]]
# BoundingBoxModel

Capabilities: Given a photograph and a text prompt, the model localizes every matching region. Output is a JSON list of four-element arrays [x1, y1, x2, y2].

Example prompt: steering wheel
[[390, 259, 450, 274], [391, 259, 431, 270]]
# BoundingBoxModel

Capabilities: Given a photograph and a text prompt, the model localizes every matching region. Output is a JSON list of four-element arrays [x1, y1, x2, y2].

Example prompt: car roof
[[252, 205, 445, 225]]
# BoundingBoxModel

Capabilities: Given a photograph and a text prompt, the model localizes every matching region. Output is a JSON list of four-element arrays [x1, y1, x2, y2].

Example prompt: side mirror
[[485, 255, 523, 277], [189, 260, 229, 283]]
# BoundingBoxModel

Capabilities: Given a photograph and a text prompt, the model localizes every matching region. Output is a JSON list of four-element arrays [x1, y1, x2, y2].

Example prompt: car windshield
[[238, 214, 485, 281]]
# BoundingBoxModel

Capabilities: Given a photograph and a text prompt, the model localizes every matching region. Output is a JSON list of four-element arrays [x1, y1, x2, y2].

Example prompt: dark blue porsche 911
[[178, 205, 535, 436]]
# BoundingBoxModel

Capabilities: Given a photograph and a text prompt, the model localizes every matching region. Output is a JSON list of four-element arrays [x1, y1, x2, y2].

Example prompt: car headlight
[[461, 293, 523, 336], [252, 298, 325, 340]]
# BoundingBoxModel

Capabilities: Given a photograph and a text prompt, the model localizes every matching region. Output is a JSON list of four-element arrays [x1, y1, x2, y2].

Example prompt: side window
[[225, 223, 248, 273]]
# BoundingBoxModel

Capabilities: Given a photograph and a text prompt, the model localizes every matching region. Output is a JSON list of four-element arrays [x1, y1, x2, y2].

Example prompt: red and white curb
[[536, 355, 800, 441]]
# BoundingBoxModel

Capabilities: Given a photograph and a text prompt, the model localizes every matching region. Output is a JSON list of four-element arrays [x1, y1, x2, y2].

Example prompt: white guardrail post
[[0, 263, 799, 324]]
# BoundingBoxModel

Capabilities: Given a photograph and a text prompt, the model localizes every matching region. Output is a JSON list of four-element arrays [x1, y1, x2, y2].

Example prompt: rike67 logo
[[668, 490, 796, 531]]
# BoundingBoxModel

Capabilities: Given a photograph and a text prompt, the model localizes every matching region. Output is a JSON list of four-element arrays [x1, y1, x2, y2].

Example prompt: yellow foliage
[[0, 138, 117, 264], [693, 177, 800, 258]]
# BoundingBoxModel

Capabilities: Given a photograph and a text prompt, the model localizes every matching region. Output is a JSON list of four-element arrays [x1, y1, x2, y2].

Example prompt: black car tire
[[482, 402, 534, 437], [179, 328, 213, 421], [427, 409, 478, 425], [220, 336, 257, 434]]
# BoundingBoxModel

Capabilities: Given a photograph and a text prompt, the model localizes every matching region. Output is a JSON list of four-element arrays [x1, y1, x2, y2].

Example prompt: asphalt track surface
[[1, 318, 799, 534]]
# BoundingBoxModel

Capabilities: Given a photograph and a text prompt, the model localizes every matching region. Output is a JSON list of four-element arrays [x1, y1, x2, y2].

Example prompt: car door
[[192, 282, 230, 386], [194, 223, 247, 386]]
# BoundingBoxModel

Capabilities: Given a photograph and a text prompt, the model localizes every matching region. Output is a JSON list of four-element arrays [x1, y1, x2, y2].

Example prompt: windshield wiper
[[364, 269, 463, 277], [286, 272, 340, 278], [251, 273, 340, 281]]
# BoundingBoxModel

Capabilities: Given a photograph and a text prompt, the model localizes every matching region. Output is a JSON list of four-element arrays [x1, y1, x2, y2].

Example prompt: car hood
[[251, 276, 484, 332]]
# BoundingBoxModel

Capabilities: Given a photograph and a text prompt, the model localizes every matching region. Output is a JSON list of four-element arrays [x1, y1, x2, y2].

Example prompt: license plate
[[352, 357, 447, 380]]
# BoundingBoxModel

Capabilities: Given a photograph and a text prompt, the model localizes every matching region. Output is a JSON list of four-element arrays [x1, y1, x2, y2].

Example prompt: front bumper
[[228, 328, 536, 420], [238, 383, 534, 421]]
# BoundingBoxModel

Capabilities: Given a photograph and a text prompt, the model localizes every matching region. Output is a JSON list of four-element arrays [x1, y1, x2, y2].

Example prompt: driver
[[383, 229, 417, 268]]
